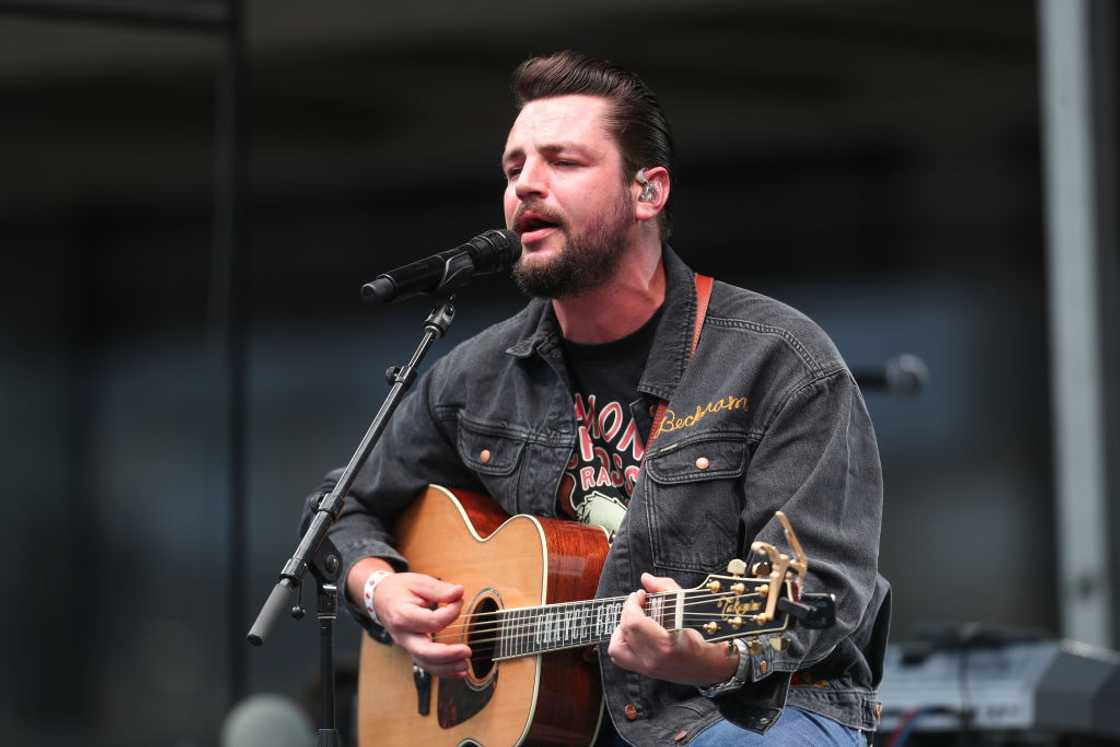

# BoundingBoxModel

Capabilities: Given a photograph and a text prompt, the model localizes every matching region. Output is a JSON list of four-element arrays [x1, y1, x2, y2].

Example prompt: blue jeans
[[690, 707, 864, 746], [596, 706, 864, 746]]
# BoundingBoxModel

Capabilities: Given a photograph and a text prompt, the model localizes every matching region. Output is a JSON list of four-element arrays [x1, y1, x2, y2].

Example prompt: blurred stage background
[[1, 1, 1117, 745]]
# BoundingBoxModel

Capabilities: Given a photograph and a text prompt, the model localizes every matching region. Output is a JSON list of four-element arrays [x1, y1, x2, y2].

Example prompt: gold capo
[[748, 511, 809, 624]]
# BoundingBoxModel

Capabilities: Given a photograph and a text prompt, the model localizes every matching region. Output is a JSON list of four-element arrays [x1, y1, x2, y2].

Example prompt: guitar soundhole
[[467, 596, 499, 682]]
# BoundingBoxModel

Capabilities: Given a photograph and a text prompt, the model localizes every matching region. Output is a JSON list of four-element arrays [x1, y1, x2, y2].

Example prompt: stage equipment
[[853, 354, 928, 397], [220, 694, 314, 747], [879, 631, 1120, 742], [361, 229, 521, 303]]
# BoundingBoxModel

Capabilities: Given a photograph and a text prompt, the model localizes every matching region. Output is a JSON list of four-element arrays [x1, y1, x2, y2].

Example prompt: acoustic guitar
[[357, 484, 833, 747]]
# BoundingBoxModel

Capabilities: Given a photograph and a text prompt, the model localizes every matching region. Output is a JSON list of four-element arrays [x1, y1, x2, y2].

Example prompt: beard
[[512, 193, 632, 299]]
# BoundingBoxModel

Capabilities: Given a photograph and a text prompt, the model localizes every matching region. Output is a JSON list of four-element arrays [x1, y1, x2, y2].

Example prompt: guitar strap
[[646, 273, 713, 448]]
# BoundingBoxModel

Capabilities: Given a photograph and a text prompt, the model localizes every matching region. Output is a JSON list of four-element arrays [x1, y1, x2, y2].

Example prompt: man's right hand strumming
[[346, 558, 472, 678]]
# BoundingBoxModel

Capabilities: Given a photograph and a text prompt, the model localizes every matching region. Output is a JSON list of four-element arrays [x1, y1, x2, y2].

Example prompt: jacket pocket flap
[[645, 433, 749, 484], [457, 417, 527, 476]]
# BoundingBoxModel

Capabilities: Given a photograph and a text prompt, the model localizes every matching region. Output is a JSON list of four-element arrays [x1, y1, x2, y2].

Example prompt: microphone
[[220, 694, 314, 747], [852, 354, 928, 397], [362, 229, 522, 303]]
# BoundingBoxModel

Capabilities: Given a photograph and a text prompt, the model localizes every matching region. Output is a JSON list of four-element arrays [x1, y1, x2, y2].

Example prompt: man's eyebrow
[[539, 142, 593, 157], [501, 142, 593, 166]]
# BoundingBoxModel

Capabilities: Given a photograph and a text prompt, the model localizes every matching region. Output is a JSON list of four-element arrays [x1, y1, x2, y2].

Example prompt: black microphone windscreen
[[467, 228, 522, 271], [362, 276, 396, 303]]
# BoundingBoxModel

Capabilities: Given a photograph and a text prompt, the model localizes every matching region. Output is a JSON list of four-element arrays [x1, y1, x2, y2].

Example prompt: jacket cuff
[[730, 635, 793, 684], [712, 670, 793, 734]]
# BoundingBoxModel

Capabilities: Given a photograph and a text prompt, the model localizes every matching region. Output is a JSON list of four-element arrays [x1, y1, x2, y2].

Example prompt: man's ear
[[633, 166, 670, 223]]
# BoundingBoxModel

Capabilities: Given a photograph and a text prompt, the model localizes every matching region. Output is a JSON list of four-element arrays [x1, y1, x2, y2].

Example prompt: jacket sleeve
[[298, 354, 481, 634], [736, 367, 883, 677]]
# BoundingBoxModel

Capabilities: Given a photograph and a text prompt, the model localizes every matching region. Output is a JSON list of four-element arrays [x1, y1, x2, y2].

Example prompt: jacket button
[[673, 730, 689, 742], [479, 449, 492, 464], [623, 703, 639, 721], [695, 456, 710, 470]]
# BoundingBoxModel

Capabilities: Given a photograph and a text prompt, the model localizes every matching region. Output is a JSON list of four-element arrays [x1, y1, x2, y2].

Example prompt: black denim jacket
[[304, 246, 891, 743]]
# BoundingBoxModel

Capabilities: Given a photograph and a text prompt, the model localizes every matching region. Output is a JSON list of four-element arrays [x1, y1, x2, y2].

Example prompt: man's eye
[[505, 168, 521, 179]]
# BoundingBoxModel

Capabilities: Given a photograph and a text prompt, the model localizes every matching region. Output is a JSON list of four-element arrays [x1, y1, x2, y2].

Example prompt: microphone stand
[[247, 296, 457, 747]]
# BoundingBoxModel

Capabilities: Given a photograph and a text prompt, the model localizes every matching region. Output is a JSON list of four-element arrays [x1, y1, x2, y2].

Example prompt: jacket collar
[[505, 244, 698, 402]]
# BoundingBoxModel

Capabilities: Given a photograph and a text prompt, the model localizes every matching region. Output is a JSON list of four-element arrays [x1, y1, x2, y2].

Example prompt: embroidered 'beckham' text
[[656, 394, 749, 435]]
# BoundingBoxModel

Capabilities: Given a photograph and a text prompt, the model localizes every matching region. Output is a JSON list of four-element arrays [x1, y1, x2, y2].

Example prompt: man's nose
[[514, 160, 547, 200]]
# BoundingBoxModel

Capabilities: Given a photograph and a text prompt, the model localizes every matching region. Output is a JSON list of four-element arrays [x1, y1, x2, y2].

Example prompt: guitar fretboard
[[492, 591, 682, 660]]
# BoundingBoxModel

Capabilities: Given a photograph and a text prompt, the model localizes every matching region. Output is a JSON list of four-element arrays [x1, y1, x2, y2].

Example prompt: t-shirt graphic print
[[557, 307, 661, 538]]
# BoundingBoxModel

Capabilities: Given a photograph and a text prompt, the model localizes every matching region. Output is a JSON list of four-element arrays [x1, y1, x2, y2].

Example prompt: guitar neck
[[491, 591, 683, 660]]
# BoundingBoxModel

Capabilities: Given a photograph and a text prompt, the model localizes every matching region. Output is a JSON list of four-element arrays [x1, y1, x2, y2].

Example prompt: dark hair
[[511, 50, 675, 238]]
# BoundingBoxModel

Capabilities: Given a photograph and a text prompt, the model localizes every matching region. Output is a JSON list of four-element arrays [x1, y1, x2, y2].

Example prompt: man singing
[[309, 50, 890, 745]]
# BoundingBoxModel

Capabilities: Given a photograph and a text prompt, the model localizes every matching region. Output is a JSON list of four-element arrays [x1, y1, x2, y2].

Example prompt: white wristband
[[362, 569, 392, 625]]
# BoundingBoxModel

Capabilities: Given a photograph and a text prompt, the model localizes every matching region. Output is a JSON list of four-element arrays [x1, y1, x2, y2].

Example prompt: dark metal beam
[[0, 0, 228, 31], [209, 0, 249, 705]]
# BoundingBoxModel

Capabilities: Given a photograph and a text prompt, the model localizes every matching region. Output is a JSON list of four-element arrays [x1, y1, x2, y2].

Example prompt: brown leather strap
[[647, 273, 713, 446], [691, 274, 714, 352]]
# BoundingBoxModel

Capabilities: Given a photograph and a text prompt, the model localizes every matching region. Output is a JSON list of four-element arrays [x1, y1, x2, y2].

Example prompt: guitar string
[[440, 614, 783, 655], [430, 591, 770, 640], [452, 613, 788, 659], [432, 600, 777, 645], [436, 609, 777, 642], [430, 604, 779, 645], [435, 588, 786, 653], [432, 609, 781, 648], [432, 590, 774, 638], [432, 587, 774, 632]]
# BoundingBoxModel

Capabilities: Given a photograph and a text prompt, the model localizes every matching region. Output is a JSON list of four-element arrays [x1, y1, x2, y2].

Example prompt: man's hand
[[348, 559, 471, 679], [607, 572, 739, 687]]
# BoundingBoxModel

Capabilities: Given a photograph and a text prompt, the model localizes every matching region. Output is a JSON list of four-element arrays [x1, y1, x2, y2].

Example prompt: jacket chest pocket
[[456, 416, 528, 506], [643, 432, 749, 576]]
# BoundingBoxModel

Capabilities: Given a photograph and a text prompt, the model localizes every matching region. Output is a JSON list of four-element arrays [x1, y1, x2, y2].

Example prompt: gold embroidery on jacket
[[656, 395, 748, 435]]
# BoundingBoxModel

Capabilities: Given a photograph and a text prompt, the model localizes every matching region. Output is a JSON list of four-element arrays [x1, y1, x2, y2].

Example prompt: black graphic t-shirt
[[557, 307, 662, 536]]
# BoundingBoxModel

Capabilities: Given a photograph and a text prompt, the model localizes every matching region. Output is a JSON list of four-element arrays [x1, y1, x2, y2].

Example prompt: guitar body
[[358, 485, 611, 747]]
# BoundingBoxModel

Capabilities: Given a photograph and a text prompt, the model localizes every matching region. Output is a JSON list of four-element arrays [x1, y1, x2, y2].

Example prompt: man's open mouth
[[516, 214, 559, 231], [515, 213, 562, 243]]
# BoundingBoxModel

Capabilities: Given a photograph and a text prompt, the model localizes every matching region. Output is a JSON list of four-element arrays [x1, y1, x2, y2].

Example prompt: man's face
[[501, 95, 634, 298]]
